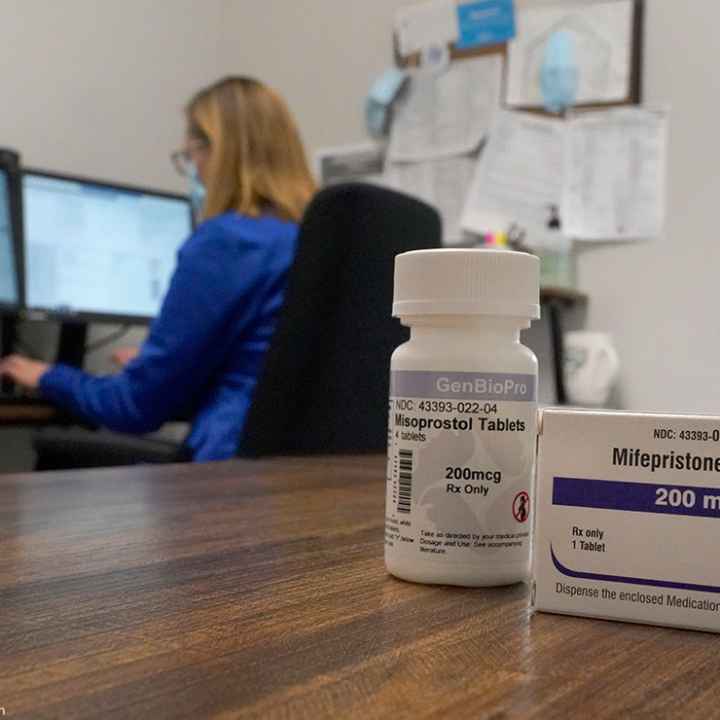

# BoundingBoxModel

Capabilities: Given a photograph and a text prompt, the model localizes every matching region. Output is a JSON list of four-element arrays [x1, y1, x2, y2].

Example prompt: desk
[[540, 286, 588, 404], [0, 398, 59, 426], [1, 456, 717, 718]]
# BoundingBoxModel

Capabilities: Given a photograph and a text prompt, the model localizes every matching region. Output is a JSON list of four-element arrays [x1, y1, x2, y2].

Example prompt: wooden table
[[0, 399, 59, 426], [1, 456, 718, 719]]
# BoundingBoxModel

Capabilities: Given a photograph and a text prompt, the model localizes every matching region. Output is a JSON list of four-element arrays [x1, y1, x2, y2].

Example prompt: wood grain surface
[[0, 401, 58, 426], [0, 455, 718, 719]]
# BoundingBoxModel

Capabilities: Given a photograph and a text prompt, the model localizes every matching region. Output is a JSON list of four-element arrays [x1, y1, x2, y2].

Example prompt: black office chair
[[33, 183, 442, 469]]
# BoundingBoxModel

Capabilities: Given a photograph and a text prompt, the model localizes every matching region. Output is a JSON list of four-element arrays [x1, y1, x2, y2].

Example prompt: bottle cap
[[393, 249, 540, 319]]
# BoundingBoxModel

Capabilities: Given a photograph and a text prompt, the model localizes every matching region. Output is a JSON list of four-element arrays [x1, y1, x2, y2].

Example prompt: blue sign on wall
[[456, 0, 516, 50]]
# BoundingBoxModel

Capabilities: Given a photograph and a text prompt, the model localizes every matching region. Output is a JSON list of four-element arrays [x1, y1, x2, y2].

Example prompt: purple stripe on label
[[553, 477, 720, 519], [391, 370, 536, 401], [551, 546, 720, 594]]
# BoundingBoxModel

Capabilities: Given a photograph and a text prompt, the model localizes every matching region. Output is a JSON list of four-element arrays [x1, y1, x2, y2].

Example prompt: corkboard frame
[[393, 0, 644, 112]]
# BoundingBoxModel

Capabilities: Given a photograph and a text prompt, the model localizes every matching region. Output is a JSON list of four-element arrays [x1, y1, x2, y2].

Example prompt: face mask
[[187, 160, 206, 219], [540, 30, 579, 113]]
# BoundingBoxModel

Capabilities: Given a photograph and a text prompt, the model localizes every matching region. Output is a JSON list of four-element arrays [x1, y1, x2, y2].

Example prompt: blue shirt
[[39, 212, 298, 461]]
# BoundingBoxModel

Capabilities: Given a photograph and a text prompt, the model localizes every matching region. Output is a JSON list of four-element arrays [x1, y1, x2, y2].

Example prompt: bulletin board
[[377, 0, 662, 250], [394, 0, 645, 111]]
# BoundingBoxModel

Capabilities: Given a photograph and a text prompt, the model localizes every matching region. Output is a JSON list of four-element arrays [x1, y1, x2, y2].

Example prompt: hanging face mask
[[539, 30, 579, 113], [365, 67, 408, 138], [187, 160, 206, 219]]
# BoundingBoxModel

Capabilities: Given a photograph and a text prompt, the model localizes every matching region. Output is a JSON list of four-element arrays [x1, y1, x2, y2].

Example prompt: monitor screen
[[0, 169, 19, 308], [23, 172, 192, 321]]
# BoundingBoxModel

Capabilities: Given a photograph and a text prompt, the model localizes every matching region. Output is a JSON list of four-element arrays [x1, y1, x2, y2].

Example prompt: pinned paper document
[[460, 110, 565, 237], [388, 54, 502, 162], [385, 154, 477, 245], [395, 0, 459, 57], [562, 108, 668, 240], [460, 107, 667, 242]]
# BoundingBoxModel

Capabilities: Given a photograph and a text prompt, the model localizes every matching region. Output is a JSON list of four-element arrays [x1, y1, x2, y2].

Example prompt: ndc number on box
[[654, 428, 720, 442]]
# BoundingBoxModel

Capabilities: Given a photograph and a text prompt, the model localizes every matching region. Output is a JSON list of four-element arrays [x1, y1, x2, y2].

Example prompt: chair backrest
[[238, 182, 442, 457]]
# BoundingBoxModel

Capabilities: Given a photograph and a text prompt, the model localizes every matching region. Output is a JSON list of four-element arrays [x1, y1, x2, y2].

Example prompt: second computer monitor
[[0, 168, 19, 310], [23, 171, 193, 322]]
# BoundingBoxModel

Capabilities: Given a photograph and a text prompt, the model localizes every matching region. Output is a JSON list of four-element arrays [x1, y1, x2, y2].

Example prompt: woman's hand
[[111, 346, 140, 368], [0, 354, 50, 390]]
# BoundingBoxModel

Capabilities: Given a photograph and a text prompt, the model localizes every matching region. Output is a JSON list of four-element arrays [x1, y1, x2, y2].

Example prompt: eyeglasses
[[170, 139, 209, 177]]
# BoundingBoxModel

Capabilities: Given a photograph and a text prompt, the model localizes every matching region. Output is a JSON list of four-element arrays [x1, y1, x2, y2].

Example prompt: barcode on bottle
[[397, 449, 413, 514]]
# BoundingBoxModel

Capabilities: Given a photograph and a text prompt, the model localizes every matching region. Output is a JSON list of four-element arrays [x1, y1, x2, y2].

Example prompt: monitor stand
[[1, 315, 18, 393], [56, 321, 88, 368]]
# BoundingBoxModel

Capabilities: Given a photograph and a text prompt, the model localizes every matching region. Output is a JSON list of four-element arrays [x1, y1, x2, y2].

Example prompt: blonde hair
[[187, 76, 316, 222]]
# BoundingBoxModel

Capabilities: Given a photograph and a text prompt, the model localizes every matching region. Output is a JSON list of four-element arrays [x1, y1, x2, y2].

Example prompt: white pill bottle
[[385, 249, 540, 587]]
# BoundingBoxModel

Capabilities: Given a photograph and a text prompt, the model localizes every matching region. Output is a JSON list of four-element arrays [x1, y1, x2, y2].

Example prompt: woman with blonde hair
[[0, 77, 317, 461]]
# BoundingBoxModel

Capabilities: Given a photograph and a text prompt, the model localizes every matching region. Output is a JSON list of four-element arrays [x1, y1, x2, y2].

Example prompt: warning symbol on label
[[513, 491, 530, 523]]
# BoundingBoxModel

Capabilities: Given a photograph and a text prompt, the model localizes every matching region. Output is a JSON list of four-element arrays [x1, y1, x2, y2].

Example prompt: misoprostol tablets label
[[385, 370, 537, 564]]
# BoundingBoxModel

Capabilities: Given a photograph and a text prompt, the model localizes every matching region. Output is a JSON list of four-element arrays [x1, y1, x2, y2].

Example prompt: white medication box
[[533, 408, 720, 633]]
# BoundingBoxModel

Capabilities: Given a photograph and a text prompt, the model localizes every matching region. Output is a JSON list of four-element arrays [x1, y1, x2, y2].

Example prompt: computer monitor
[[22, 170, 193, 323], [0, 167, 20, 311]]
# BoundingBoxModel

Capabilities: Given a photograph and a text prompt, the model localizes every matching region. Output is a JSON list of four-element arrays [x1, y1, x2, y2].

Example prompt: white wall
[[0, 0, 224, 191], [222, 0, 720, 414], [577, 0, 720, 413]]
